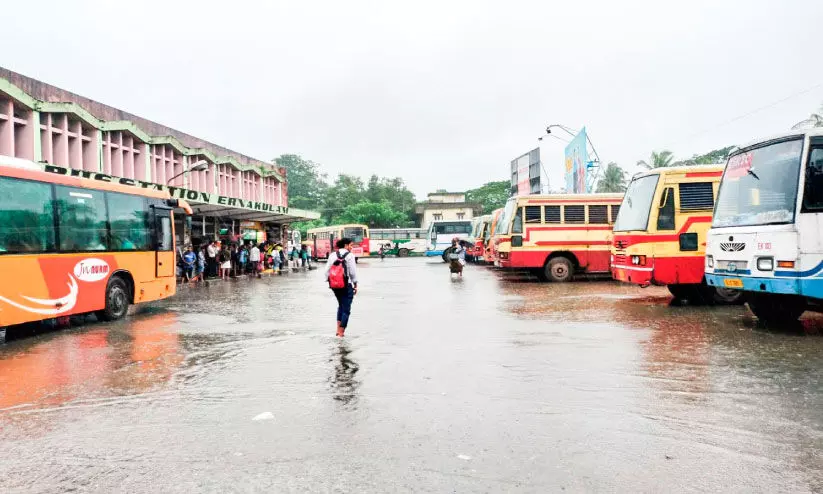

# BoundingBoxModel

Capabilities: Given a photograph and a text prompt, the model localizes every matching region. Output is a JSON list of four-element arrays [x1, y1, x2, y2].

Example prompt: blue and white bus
[[425, 220, 473, 261], [705, 128, 823, 322]]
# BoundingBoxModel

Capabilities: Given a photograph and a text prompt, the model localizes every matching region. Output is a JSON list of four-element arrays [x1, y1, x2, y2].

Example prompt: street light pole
[[166, 160, 209, 185]]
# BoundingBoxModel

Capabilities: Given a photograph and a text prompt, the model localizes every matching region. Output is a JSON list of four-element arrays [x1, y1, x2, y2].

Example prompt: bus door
[[152, 206, 175, 277]]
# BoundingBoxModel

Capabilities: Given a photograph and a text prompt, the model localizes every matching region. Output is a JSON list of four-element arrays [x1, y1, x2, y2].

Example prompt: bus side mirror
[[512, 235, 523, 247]]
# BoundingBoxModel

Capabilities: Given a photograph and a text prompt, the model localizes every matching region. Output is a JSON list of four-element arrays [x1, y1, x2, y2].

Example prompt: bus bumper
[[612, 256, 705, 286], [704, 273, 816, 296], [611, 265, 653, 285]]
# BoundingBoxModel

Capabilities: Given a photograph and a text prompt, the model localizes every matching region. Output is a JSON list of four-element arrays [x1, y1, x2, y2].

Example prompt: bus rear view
[[705, 132, 821, 322]]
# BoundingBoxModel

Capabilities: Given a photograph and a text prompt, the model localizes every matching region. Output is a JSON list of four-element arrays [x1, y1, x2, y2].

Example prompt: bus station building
[[0, 67, 319, 247]]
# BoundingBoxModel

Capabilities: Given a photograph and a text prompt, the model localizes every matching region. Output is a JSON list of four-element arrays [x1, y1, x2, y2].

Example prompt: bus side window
[[55, 185, 109, 252], [512, 208, 523, 234], [0, 176, 56, 254], [803, 147, 823, 211], [610, 205, 620, 224], [657, 187, 675, 230], [588, 205, 608, 224], [524, 206, 541, 224], [544, 206, 561, 224], [563, 205, 585, 224]]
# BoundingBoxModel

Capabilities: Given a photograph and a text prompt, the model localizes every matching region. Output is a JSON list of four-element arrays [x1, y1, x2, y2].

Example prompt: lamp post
[[538, 123, 603, 193], [166, 160, 209, 185]]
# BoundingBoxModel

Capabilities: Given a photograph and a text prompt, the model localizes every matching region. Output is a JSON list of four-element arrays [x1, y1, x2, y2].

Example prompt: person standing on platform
[[325, 238, 359, 337], [249, 243, 261, 275], [206, 240, 218, 278]]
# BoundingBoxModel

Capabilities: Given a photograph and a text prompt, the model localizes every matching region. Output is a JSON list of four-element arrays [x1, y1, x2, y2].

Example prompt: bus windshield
[[713, 138, 803, 228], [613, 174, 659, 232], [495, 198, 517, 235], [343, 227, 366, 242]]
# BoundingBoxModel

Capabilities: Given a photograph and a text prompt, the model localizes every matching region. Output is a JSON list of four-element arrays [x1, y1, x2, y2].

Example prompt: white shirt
[[324, 248, 358, 286], [207, 244, 217, 258], [249, 246, 261, 262]]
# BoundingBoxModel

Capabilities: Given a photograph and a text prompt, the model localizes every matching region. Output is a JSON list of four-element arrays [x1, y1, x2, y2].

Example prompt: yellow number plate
[[723, 278, 743, 288]]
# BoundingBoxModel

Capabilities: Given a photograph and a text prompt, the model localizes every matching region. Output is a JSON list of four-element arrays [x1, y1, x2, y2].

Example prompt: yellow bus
[[0, 156, 191, 328], [493, 193, 624, 281], [610, 165, 741, 303]]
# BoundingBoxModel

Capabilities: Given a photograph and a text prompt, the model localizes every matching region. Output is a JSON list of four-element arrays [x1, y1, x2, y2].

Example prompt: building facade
[[416, 191, 482, 229], [0, 67, 318, 246]]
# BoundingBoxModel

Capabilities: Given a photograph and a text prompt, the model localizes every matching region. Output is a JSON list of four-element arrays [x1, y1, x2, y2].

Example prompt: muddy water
[[0, 259, 821, 492]]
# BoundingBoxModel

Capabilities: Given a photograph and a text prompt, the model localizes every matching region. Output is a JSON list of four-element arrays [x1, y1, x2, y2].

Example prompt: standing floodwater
[[0, 258, 821, 492]]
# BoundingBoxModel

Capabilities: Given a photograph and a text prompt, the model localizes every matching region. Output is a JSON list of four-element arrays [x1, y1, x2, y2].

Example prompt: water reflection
[[0, 312, 183, 412], [329, 340, 360, 406]]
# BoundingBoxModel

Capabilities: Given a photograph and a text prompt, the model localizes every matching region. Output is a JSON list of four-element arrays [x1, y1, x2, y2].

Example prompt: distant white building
[[415, 191, 483, 229]]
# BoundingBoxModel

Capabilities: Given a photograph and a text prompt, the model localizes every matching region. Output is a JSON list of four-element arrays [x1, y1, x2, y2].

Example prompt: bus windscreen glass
[[343, 227, 365, 242], [613, 174, 660, 232], [713, 138, 803, 228]]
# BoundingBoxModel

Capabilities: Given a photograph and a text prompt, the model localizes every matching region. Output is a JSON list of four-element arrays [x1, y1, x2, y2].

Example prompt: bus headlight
[[631, 255, 646, 266], [707, 255, 714, 268], [757, 257, 774, 271]]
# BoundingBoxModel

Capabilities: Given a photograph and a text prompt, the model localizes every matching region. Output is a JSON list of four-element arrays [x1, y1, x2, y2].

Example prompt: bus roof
[[512, 193, 623, 204], [631, 164, 724, 180], [307, 224, 368, 233], [0, 157, 171, 200], [732, 129, 820, 154]]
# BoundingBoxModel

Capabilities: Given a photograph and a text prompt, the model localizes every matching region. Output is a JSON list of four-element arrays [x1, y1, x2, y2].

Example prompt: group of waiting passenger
[[178, 240, 311, 282]]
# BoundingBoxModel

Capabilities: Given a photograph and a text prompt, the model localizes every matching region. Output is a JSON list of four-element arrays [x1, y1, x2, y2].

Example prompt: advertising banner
[[510, 148, 541, 196], [564, 128, 588, 194]]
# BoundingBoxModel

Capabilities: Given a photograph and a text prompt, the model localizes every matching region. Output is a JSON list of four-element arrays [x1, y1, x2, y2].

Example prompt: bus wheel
[[442, 247, 454, 263], [667, 284, 692, 300], [397, 248, 410, 258], [96, 276, 130, 322], [546, 257, 573, 282], [747, 293, 805, 323], [711, 287, 744, 305]]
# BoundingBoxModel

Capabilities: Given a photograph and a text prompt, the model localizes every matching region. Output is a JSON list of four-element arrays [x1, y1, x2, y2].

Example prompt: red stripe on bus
[[684, 171, 722, 178], [527, 199, 622, 204], [612, 216, 712, 245]]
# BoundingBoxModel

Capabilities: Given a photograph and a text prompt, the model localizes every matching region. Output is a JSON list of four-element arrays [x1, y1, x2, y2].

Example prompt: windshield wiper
[[747, 169, 760, 180]]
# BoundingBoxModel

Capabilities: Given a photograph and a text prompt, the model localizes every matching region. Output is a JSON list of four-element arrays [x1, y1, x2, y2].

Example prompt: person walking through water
[[448, 237, 466, 278], [325, 238, 359, 337]]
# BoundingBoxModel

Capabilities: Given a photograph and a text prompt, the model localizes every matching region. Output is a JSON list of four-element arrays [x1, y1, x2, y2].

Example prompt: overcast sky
[[4, 0, 823, 198]]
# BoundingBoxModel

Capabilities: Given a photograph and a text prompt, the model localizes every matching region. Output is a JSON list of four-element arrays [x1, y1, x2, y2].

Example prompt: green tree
[[792, 103, 823, 130], [637, 150, 675, 169], [336, 201, 409, 228], [466, 180, 509, 214], [365, 175, 417, 223], [595, 162, 627, 193], [676, 146, 736, 166], [323, 174, 366, 222], [274, 154, 327, 210]]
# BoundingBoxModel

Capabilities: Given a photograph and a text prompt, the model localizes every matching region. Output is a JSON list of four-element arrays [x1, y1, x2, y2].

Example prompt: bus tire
[[442, 247, 454, 263], [747, 293, 805, 323], [96, 276, 130, 322], [667, 284, 692, 300], [398, 248, 410, 258], [711, 287, 744, 305], [545, 257, 573, 282]]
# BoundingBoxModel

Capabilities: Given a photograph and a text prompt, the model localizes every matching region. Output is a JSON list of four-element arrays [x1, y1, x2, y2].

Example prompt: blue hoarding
[[564, 127, 588, 194]]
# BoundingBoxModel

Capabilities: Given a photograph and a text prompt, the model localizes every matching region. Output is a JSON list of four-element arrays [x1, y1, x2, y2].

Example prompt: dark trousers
[[332, 285, 355, 328], [206, 257, 217, 277]]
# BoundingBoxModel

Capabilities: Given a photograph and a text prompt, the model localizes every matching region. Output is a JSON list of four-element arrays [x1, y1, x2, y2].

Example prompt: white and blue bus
[[705, 128, 823, 322], [425, 220, 473, 261]]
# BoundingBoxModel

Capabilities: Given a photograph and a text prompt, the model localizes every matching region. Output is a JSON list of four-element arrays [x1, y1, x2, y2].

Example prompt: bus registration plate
[[723, 278, 743, 288]]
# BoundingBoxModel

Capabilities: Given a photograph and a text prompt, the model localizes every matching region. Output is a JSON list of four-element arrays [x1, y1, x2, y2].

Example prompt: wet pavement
[[1, 258, 822, 492]]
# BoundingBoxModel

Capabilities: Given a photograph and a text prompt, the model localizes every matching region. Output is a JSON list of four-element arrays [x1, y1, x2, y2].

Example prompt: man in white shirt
[[206, 240, 218, 278], [249, 244, 261, 275], [324, 238, 359, 337]]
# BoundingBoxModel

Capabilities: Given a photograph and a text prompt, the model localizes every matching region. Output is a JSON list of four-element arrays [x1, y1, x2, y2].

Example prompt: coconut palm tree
[[637, 150, 675, 170], [596, 162, 627, 193], [792, 104, 823, 130]]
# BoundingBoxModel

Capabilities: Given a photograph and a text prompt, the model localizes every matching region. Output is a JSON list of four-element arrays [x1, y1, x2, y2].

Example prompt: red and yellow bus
[[307, 224, 370, 260], [484, 208, 504, 264], [470, 214, 492, 261], [0, 157, 191, 328], [493, 193, 623, 281], [610, 165, 741, 303]]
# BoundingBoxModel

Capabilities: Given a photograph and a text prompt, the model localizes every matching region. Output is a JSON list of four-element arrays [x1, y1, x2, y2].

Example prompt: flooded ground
[[1, 258, 821, 492]]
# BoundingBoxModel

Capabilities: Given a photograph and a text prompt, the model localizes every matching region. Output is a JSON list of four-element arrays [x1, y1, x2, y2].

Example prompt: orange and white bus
[[493, 194, 623, 281], [484, 208, 504, 264], [610, 165, 741, 303], [307, 224, 370, 260], [0, 157, 191, 328]]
